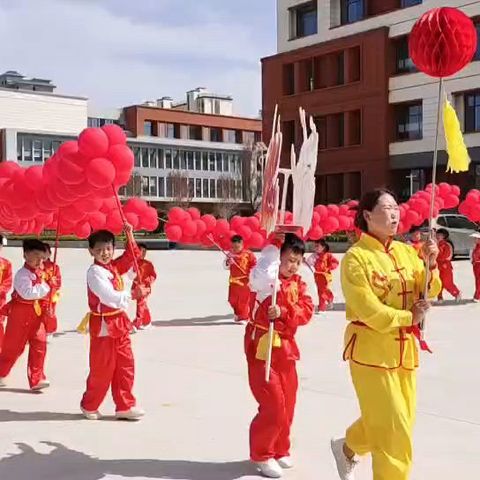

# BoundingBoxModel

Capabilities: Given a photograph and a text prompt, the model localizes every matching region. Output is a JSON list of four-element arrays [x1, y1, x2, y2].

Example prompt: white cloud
[[0, 0, 274, 116]]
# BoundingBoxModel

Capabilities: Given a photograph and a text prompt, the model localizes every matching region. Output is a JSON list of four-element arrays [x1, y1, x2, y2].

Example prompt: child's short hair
[[281, 233, 305, 256], [137, 243, 148, 251], [88, 230, 115, 249], [231, 235, 243, 244], [315, 238, 330, 252], [409, 226, 421, 234], [436, 228, 449, 239], [0, 234, 4, 245], [43, 242, 52, 254], [23, 239, 47, 253]]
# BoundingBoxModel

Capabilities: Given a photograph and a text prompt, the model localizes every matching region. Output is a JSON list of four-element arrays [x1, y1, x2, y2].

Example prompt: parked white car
[[433, 214, 479, 257]]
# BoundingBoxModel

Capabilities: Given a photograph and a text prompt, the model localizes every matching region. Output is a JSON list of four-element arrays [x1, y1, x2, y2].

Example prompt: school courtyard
[[0, 246, 478, 480]]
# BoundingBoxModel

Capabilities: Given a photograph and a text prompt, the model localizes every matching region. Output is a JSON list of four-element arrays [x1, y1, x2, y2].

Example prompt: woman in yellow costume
[[331, 189, 441, 480]]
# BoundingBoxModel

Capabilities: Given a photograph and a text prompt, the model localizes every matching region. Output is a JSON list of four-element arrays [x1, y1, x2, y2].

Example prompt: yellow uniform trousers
[[346, 362, 416, 480]]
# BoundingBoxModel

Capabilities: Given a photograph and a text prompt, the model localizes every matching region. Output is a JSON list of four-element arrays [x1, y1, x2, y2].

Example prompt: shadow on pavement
[[433, 299, 473, 306], [152, 315, 238, 328], [0, 442, 255, 480], [0, 410, 84, 422], [330, 303, 346, 312]]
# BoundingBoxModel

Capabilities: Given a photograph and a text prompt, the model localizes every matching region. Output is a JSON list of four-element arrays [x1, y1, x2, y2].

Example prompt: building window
[[149, 148, 157, 169], [465, 90, 480, 132], [33, 140, 42, 162], [341, 0, 364, 25], [179, 150, 186, 170], [157, 149, 165, 169], [195, 178, 202, 198], [210, 179, 217, 198], [395, 102, 423, 140], [401, 0, 422, 7], [149, 176, 157, 196], [166, 177, 173, 197], [244, 132, 255, 145], [395, 36, 417, 74], [144, 121, 153, 136], [474, 23, 480, 61], [209, 152, 216, 171], [173, 150, 180, 170], [210, 128, 222, 142], [141, 148, 149, 168], [283, 63, 295, 95], [225, 129, 237, 143], [291, 1, 318, 39], [202, 151, 208, 170], [186, 151, 194, 170], [194, 151, 202, 170], [216, 153, 223, 172], [142, 176, 149, 196], [158, 177, 165, 197], [165, 123, 175, 139], [133, 147, 141, 167], [188, 125, 202, 140], [202, 178, 209, 198], [165, 149, 172, 169], [188, 178, 195, 198]]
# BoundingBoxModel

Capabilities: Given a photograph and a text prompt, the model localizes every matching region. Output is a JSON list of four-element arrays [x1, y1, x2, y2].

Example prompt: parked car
[[430, 214, 479, 257]]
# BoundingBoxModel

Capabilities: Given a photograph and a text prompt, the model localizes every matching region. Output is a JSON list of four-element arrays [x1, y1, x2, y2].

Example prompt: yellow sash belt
[[76, 309, 123, 335]]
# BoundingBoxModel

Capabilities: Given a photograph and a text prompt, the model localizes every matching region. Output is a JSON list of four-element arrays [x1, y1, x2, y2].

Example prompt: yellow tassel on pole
[[444, 98, 470, 173]]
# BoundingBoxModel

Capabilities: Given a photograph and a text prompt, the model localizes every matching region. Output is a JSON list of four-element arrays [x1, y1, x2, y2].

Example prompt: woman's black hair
[[315, 238, 330, 252], [281, 233, 305, 256], [354, 188, 397, 233], [436, 228, 450, 239]]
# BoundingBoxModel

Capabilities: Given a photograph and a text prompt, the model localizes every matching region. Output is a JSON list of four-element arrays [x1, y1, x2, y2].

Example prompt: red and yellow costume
[[131, 259, 157, 328], [42, 259, 62, 334], [437, 239, 460, 300], [307, 251, 339, 311], [472, 243, 480, 301], [245, 245, 313, 462], [0, 264, 51, 388], [0, 257, 12, 349], [226, 249, 257, 321], [341, 233, 441, 480], [80, 244, 140, 414]]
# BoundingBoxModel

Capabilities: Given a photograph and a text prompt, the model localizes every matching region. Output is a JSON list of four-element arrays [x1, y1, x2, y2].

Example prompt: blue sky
[[0, 0, 277, 116]]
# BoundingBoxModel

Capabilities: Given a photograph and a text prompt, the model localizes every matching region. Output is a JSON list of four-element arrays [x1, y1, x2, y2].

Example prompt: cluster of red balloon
[[459, 189, 480, 222], [398, 183, 460, 234], [165, 207, 267, 250], [0, 125, 158, 238], [307, 201, 358, 240]]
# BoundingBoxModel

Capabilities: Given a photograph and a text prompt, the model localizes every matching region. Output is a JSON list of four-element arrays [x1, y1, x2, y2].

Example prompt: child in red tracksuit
[[306, 239, 339, 312], [245, 234, 313, 478], [0, 239, 51, 390], [80, 229, 148, 421], [131, 243, 157, 330], [471, 237, 480, 302], [42, 243, 62, 335], [225, 235, 257, 323], [0, 234, 12, 350], [436, 228, 461, 302]]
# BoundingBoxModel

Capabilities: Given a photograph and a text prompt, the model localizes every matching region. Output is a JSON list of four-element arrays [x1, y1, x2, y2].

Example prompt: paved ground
[[0, 246, 478, 480]]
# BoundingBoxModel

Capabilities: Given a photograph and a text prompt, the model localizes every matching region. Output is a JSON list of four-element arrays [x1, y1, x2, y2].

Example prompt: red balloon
[[327, 204, 340, 216], [168, 206, 187, 224], [88, 211, 107, 230], [245, 216, 260, 231], [201, 214, 216, 231], [308, 225, 324, 240], [140, 207, 159, 232], [0, 161, 21, 179], [214, 219, 230, 237], [186, 207, 201, 220], [314, 205, 328, 220], [338, 215, 350, 231], [102, 124, 127, 146], [438, 182, 452, 197], [324, 216, 339, 233], [195, 219, 207, 237], [106, 210, 124, 234], [124, 197, 149, 214], [86, 158, 116, 189], [451, 185, 461, 196], [182, 220, 197, 237], [406, 209, 421, 226], [57, 159, 85, 185], [24, 165, 43, 188], [444, 193, 459, 209], [124, 212, 139, 230], [230, 215, 245, 231], [74, 222, 91, 239], [466, 189, 480, 204], [78, 128, 109, 159], [409, 7, 477, 78], [165, 224, 182, 242], [57, 140, 80, 161], [108, 145, 134, 187], [237, 225, 253, 240], [75, 196, 103, 214], [249, 232, 264, 249]]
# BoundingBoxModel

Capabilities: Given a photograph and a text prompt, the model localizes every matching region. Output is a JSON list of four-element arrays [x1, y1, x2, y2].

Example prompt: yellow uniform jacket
[[341, 234, 441, 370]]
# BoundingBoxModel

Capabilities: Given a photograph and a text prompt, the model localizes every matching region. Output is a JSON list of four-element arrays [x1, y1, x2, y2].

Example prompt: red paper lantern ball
[[102, 124, 127, 146], [86, 157, 116, 189], [409, 7, 477, 78], [78, 128, 109, 159]]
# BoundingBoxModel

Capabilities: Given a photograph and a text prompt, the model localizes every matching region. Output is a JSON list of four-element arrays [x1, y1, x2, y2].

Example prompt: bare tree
[[167, 171, 192, 208], [241, 142, 266, 214], [214, 175, 240, 219], [122, 172, 143, 198]]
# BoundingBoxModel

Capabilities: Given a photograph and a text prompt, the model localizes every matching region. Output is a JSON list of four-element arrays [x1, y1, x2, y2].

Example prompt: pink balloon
[[86, 158, 116, 189], [78, 128, 109, 159], [102, 124, 127, 146], [324, 216, 339, 234], [315, 205, 328, 220], [327, 204, 340, 216], [165, 224, 182, 242]]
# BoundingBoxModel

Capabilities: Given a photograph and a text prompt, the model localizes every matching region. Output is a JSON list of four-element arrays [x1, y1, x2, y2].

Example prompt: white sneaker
[[455, 294, 462, 303], [81, 407, 101, 420], [0, 377, 6, 387], [331, 438, 358, 480], [116, 407, 145, 420], [255, 459, 283, 478], [31, 380, 50, 391], [130, 326, 138, 335], [474, 298, 480, 303], [277, 456, 293, 469]]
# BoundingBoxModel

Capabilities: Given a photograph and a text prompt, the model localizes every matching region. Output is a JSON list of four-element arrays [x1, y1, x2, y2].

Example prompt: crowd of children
[[0, 220, 476, 479]]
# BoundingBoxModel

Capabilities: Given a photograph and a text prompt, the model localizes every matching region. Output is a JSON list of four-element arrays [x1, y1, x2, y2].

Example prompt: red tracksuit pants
[[228, 284, 251, 321], [315, 274, 334, 311], [81, 332, 136, 413], [438, 263, 460, 299], [474, 264, 480, 300], [247, 356, 298, 462], [0, 302, 47, 388], [134, 297, 151, 328], [44, 303, 58, 334]]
